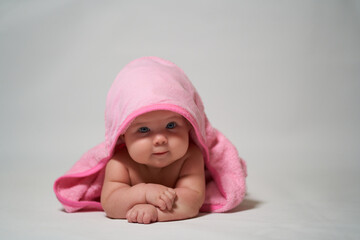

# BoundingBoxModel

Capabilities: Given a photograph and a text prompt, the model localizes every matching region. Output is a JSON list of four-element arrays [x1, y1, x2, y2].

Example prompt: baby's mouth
[[153, 151, 168, 156]]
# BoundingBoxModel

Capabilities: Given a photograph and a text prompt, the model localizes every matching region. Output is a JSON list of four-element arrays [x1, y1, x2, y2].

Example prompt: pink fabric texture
[[53, 56, 247, 213]]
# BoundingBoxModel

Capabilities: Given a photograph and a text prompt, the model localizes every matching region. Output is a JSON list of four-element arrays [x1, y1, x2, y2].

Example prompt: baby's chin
[[147, 157, 177, 168], [146, 153, 186, 168]]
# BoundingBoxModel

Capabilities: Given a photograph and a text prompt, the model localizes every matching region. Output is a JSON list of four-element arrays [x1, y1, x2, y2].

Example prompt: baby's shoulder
[[185, 143, 203, 161], [109, 146, 132, 166], [178, 143, 204, 177], [104, 147, 132, 183], [185, 142, 203, 165]]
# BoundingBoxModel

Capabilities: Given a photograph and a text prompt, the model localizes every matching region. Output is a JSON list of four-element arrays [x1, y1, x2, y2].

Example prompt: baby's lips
[[153, 151, 169, 155], [151, 151, 170, 159]]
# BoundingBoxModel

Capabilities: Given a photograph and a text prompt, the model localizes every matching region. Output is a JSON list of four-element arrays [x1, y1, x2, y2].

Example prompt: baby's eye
[[138, 127, 150, 133], [166, 122, 177, 129]]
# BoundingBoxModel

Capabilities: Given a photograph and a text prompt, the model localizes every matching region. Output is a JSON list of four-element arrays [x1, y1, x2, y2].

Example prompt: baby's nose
[[153, 134, 167, 145]]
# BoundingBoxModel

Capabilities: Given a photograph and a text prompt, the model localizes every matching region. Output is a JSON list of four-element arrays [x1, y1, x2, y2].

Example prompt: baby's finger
[[143, 213, 151, 224], [167, 188, 176, 196], [127, 209, 136, 223], [160, 194, 173, 210], [157, 199, 167, 211], [137, 211, 145, 224], [164, 189, 176, 201]]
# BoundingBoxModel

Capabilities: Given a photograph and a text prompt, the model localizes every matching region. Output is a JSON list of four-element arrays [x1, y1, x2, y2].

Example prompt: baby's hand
[[145, 184, 177, 211], [126, 204, 158, 224]]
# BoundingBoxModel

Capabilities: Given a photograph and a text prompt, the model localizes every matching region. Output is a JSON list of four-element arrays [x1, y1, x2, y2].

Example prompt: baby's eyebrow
[[130, 121, 149, 128]]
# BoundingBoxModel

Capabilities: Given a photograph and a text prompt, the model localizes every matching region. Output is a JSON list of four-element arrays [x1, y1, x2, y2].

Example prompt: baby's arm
[[101, 158, 146, 219], [157, 145, 206, 222]]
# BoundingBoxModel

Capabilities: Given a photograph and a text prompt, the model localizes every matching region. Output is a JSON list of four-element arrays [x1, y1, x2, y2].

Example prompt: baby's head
[[122, 110, 191, 168]]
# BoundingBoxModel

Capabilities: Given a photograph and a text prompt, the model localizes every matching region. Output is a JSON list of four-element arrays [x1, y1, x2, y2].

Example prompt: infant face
[[123, 110, 190, 168]]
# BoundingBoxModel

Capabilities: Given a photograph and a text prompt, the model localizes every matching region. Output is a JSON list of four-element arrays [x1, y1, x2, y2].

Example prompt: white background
[[1, 1, 359, 239]]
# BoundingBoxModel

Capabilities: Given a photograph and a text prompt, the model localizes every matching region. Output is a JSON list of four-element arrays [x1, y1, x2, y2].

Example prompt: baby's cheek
[[172, 137, 189, 158], [128, 143, 148, 162]]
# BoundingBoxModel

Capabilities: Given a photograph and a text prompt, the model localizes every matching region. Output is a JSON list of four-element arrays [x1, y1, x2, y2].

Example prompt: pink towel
[[53, 56, 247, 213]]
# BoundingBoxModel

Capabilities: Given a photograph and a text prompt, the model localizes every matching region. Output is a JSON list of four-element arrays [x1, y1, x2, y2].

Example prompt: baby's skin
[[101, 110, 206, 224]]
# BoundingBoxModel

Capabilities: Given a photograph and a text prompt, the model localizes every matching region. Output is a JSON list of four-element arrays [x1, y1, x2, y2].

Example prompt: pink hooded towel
[[53, 56, 247, 213]]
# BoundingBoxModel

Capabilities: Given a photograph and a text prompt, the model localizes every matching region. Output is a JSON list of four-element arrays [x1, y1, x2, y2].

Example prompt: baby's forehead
[[131, 110, 185, 125]]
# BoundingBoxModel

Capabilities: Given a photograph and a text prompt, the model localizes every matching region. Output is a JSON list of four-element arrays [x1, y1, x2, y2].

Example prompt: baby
[[53, 56, 247, 222], [101, 110, 205, 223]]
